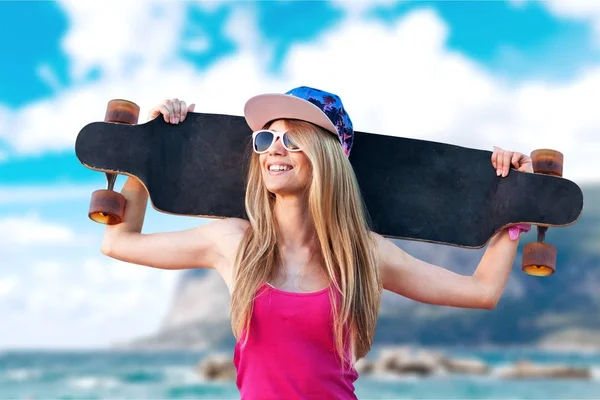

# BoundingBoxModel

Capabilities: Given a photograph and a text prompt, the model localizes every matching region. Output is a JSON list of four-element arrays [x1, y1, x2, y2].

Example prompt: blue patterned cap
[[244, 86, 354, 157], [285, 87, 354, 157]]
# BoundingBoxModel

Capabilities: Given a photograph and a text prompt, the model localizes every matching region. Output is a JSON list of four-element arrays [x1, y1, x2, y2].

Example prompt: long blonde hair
[[230, 119, 381, 368]]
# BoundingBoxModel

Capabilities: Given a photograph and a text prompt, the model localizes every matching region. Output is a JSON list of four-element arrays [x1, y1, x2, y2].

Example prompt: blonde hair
[[230, 119, 381, 369]]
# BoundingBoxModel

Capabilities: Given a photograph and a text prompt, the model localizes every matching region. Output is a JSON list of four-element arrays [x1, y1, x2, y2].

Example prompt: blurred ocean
[[1, 347, 600, 399]]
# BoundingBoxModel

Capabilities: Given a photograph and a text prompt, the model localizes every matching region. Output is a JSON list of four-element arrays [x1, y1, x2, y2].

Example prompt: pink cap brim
[[244, 93, 338, 137]]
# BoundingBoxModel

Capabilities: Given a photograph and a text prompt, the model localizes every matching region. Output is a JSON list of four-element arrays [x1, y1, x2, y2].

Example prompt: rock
[[440, 357, 489, 374], [498, 360, 591, 380], [197, 353, 237, 382], [355, 358, 374, 375], [538, 328, 600, 351], [371, 347, 445, 376], [372, 346, 412, 374], [390, 349, 445, 376]]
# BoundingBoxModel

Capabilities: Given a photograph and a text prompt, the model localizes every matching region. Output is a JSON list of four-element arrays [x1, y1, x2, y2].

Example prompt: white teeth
[[269, 165, 292, 171]]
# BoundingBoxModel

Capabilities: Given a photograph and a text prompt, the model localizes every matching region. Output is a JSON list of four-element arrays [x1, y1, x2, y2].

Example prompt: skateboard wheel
[[105, 99, 140, 125], [89, 189, 126, 225], [531, 149, 563, 177], [521, 242, 557, 276]]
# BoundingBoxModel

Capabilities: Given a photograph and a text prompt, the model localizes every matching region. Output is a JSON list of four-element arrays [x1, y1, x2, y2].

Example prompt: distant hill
[[117, 184, 600, 351]]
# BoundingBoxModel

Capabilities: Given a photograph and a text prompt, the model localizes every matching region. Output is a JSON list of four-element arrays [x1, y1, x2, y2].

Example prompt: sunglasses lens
[[254, 131, 274, 152], [283, 133, 300, 151]]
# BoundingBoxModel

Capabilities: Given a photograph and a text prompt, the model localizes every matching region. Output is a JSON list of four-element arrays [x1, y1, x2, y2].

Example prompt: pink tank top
[[233, 282, 359, 399]]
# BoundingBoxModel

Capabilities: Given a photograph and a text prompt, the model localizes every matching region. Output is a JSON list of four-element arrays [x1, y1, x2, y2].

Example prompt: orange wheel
[[521, 242, 557, 276], [531, 149, 563, 177], [89, 189, 126, 225], [105, 99, 140, 124]]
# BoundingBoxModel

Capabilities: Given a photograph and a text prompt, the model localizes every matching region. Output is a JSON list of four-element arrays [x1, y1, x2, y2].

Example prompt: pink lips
[[267, 167, 293, 175], [266, 162, 293, 175]]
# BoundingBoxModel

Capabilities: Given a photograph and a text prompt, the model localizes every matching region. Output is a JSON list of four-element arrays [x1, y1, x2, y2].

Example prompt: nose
[[268, 136, 286, 155]]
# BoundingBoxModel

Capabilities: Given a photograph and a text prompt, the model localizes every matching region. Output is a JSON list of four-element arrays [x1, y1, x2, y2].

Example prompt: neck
[[271, 193, 329, 286], [273, 194, 317, 252]]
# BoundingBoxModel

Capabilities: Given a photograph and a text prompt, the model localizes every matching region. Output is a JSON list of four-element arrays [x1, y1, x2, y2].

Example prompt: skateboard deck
[[75, 112, 583, 248]]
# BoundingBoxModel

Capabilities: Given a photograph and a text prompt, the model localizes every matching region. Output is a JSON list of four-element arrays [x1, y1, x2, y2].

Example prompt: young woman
[[100, 86, 533, 399]]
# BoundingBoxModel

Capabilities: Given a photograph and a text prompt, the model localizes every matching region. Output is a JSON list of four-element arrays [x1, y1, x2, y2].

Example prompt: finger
[[171, 98, 180, 124], [491, 147, 498, 169], [493, 146, 504, 176], [502, 151, 512, 177], [495, 150, 502, 176], [519, 156, 533, 172], [511, 152, 521, 169], [497, 152, 503, 176], [148, 101, 165, 121], [163, 99, 174, 123], [147, 108, 158, 121], [180, 100, 187, 122], [159, 104, 170, 123], [188, 103, 195, 112]]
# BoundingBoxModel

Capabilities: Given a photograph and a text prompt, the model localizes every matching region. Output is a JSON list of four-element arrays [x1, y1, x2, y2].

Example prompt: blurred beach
[[2, 346, 600, 399]]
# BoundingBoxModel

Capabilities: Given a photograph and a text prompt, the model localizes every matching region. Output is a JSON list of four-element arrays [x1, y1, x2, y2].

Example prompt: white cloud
[[1, 5, 598, 182], [331, 0, 401, 18], [31, 261, 63, 278], [182, 37, 210, 53], [58, 0, 187, 81], [224, 4, 262, 56], [0, 276, 18, 297], [1, 257, 181, 348], [0, 106, 8, 155], [282, 9, 599, 181], [194, 1, 227, 12], [0, 184, 99, 205], [83, 258, 153, 284], [0, 214, 76, 246], [37, 64, 62, 92], [539, 0, 600, 42]]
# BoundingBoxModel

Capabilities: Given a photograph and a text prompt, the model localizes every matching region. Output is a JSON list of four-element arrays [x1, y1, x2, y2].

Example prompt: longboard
[[75, 112, 583, 249]]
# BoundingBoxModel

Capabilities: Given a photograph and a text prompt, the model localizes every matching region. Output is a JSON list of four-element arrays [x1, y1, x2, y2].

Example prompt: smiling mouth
[[267, 167, 293, 175], [267, 163, 294, 173]]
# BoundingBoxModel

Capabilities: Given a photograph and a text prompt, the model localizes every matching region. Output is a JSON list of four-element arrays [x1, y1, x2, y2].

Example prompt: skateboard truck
[[88, 99, 140, 225], [521, 149, 564, 277]]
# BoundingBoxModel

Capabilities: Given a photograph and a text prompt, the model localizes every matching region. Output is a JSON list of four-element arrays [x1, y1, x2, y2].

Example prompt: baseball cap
[[243, 86, 354, 157]]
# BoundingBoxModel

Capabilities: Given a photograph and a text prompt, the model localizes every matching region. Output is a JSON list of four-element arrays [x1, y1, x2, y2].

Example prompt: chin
[[264, 183, 305, 197], [262, 175, 309, 196], [265, 186, 293, 196]]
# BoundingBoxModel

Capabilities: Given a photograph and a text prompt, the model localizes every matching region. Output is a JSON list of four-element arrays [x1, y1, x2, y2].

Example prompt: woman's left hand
[[491, 146, 533, 177]]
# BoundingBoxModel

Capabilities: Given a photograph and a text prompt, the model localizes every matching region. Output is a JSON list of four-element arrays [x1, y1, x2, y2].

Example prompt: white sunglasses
[[251, 129, 301, 154]]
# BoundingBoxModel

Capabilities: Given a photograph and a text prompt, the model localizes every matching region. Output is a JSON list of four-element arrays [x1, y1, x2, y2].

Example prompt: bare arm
[[100, 177, 248, 272], [376, 146, 533, 310], [374, 229, 518, 310], [100, 98, 249, 280]]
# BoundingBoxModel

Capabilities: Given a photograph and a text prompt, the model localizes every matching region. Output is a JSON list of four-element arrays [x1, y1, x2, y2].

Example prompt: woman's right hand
[[147, 98, 196, 124]]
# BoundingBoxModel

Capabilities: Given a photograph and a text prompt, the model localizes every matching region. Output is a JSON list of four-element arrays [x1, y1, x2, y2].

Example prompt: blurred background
[[1, 0, 600, 399]]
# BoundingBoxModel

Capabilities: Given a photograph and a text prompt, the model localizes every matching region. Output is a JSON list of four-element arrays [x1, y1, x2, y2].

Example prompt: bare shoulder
[[369, 231, 389, 253], [369, 230, 409, 272], [208, 217, 250, 236], [207, 217, 250, 290], [206, 217, 250, 258]]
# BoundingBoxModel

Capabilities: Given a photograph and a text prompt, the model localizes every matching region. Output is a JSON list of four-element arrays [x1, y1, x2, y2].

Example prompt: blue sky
[[2, 1, 596, 109], [1, 0, 599, 348], [370, 1, 599, 79]]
